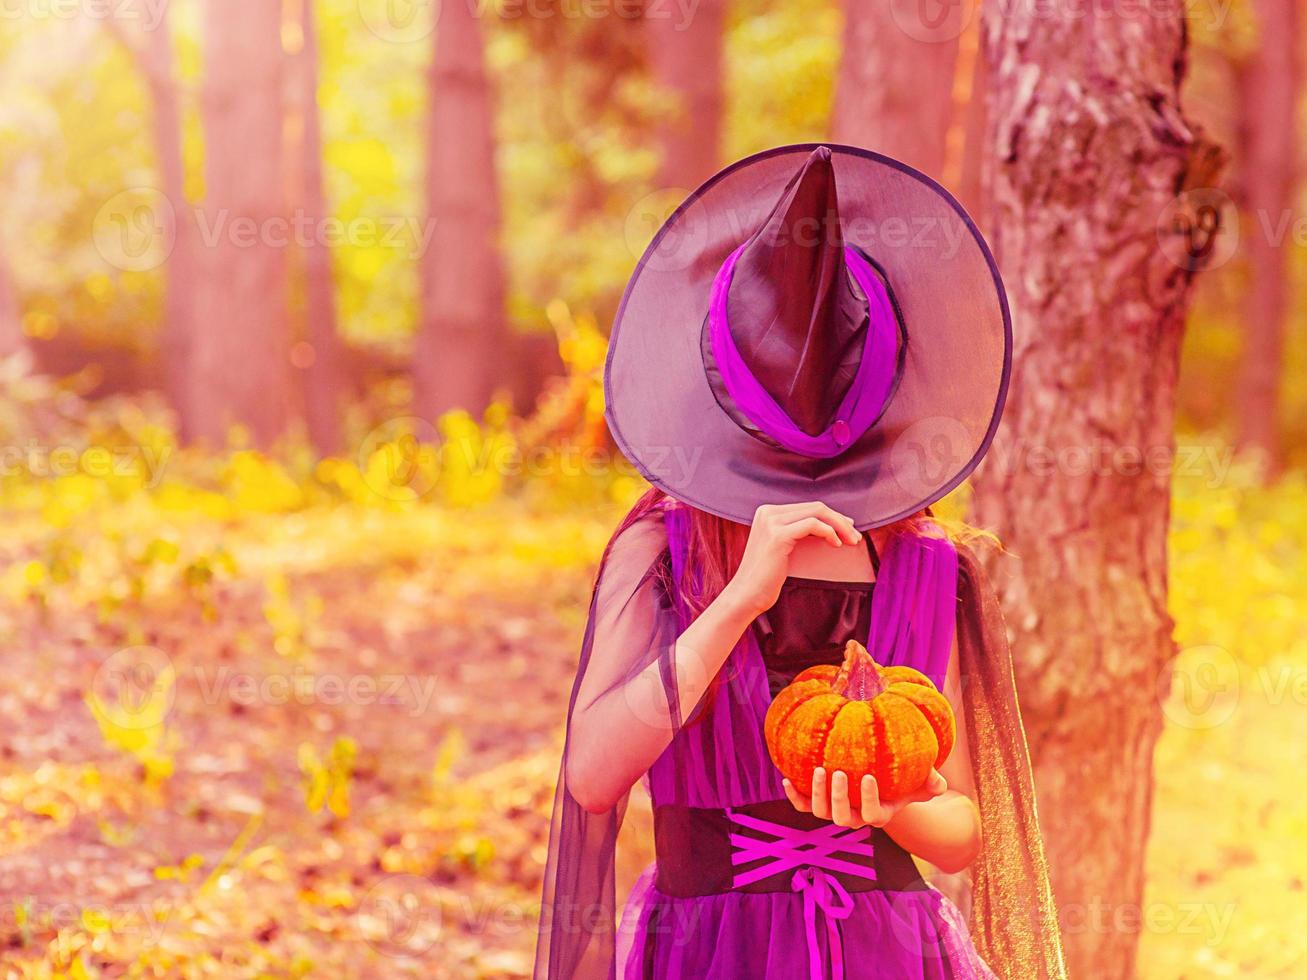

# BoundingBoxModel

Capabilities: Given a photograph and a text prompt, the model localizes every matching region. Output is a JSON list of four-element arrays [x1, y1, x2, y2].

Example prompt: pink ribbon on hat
[[708, 242, 901, 459], [726, 808, 877, 980]]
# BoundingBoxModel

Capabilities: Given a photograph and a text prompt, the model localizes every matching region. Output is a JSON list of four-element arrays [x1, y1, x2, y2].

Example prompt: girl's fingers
[[783, 778, 812, 813], [810, 503, 861, 545], [779, 502, 861, 545], [892, 771, 948, 809], [860, 774, 875, 818], [860, 774, 891, 827], [830, 770, 854, 827], [900, 769, 947, 805], [810, 767, 831, 820], [781, 517, 842, 548]]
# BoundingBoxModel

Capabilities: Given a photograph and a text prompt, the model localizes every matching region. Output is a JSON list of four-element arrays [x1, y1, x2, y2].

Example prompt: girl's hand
[[783, 768, 948, 829], [722, 502, 861, 616]]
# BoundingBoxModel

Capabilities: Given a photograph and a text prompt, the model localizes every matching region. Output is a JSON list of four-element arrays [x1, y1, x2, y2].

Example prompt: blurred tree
[[414, 0, 507, 419], [495, 0, 646, 404], [1234, 0, 1299, 474], [950, 13, 988, 224], [192, 0, 291, 447], [971, 5, 1225, 978], [647, 0, 724, 190], [103, 0, 196, 439], [290, 0, 344, 455], [829, 0, 959, 178], [0, 248, 20, 358]]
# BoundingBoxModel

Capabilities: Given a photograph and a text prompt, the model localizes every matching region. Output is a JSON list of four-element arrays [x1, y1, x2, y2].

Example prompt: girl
[[535, 145, 1066, 979]]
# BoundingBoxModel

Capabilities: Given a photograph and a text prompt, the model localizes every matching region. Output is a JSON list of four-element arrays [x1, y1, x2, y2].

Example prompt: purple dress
[[620, 537, 997, 980]]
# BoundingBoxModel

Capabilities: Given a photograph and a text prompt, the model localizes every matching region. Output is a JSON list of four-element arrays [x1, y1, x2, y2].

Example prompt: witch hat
[[606, 143, 1010, 529]]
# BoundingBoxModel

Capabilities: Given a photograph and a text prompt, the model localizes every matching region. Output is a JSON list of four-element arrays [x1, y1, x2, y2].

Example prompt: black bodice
[[756, 536, 879, 698]]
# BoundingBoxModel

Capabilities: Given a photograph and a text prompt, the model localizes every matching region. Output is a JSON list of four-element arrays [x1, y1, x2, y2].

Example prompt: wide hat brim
[[605, 143, 1011, 530]]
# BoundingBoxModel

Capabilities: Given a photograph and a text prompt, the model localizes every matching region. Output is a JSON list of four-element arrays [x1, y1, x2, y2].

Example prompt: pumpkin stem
[[833, 640, 885, 701]]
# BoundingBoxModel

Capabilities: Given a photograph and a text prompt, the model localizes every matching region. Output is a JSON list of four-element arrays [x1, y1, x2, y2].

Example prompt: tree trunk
[[192, 0, 290, 448], [294, 0, 344, 455], [1234, 0, 1298, 474], [953, 15, 988, 226], [646, 0, 724, 191], [414, 0, 507, 420], [972, 8, 1224, 978], [105, 1, 196, 440], [148, 18, 197, 443], [830, 0, 961, 179]]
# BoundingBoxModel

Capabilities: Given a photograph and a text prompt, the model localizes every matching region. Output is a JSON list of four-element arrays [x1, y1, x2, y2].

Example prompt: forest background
[[0, 0, 1303, 977]]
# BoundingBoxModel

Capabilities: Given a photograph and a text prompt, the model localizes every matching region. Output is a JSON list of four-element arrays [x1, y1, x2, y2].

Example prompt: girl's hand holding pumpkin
[[721, 502, 862, 617], [783, 767, 948, 829]]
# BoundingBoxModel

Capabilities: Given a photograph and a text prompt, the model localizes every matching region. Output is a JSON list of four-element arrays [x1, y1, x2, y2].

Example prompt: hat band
[[708, 243, 901, 459]]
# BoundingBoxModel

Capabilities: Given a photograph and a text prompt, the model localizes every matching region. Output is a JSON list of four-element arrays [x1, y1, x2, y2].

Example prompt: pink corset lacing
[[726, 808, 877, 980]]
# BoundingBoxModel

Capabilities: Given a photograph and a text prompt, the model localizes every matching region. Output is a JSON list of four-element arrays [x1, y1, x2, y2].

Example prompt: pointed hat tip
[[796, 145, 836, 192]]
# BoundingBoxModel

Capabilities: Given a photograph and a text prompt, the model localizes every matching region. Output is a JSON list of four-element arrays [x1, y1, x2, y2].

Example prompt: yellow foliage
[[298, 737, 357, 819], [223, 451, 306, 513]]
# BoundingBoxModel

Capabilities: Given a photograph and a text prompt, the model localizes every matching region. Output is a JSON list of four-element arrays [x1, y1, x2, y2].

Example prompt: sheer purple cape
[[534, 499, 1066, 979]]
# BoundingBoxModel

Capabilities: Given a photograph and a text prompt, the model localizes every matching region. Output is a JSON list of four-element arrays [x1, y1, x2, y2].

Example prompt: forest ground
[[0, 446, 1303, 978]]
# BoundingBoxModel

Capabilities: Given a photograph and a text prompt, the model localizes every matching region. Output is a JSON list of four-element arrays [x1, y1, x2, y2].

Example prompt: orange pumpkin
[[764, 639, 955, 807]]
